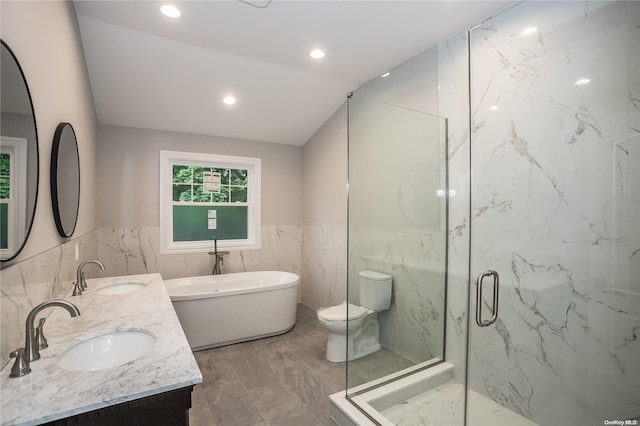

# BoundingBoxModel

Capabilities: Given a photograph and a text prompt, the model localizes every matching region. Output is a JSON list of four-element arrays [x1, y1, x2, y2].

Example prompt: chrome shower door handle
[[475, 270, 499, 327]]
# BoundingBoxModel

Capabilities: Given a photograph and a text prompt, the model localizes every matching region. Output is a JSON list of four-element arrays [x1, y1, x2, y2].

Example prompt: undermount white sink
[[96, 282, 146, 295], [58, 330, 156, 372]]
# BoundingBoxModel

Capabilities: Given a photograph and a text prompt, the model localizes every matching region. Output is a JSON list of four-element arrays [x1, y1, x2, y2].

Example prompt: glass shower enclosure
[[345, 52, 450, 422], [346, 96, 448, 387], [342, 1, 640, 425], [467, 1, 640, 424]]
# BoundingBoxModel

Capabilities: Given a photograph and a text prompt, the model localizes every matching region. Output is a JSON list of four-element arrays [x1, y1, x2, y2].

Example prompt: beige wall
[[0, 0, 98, 262], [302, 103, 347, 227], [300, 103, 348, 310], [301, 50, 438, 230], [96, 124, 302, 227], [354, 49, 438, 115], [0, 0, 98, 367]]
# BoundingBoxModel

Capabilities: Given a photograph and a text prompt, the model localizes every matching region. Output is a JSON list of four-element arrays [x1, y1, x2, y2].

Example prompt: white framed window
[[159, 150, 261, 254]]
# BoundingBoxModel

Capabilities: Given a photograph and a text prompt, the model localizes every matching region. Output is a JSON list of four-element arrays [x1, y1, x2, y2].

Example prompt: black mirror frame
[[50, 122, 80, 238], [0, 39, 40, 264]]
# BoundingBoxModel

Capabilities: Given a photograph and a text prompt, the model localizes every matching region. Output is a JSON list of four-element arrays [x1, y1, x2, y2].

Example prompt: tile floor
[[188, 304, 342, 426], [188, 304, 416, 426]]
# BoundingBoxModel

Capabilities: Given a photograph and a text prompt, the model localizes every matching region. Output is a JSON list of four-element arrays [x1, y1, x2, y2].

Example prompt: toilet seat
[[318, 303, 367, 321]]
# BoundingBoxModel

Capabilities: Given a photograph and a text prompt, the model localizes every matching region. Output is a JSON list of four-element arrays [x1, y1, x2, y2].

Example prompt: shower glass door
[[468, 1, 640, 425], [346, 94, 448, 404]]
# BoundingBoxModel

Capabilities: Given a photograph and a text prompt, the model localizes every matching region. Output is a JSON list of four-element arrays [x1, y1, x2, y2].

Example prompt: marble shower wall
[[466, 1, 640, 424], [348, 228, 446, 363], [435, 31, 473, 390], [98, 225, 302, 281], [0, 231, 99, 368], [435, 31, 473, 387]]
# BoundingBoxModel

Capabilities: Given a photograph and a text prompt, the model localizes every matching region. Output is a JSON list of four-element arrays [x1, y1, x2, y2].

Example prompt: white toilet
[[317, 270, 392, 362]]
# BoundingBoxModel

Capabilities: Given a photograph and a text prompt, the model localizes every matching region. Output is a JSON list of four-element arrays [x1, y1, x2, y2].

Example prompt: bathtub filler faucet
[[24, 299, 81, 363], [208, 238, 229, 275], [73, 259, 105, 296]]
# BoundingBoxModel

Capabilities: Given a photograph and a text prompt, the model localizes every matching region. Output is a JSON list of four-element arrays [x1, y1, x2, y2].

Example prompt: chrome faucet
[[73, 259, 105, 296], [208, 238, 229, 275], [24, 299, 80, 363]]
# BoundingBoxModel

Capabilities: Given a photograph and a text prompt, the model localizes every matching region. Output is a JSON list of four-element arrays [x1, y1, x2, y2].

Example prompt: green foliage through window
[[171, 164, 248, 203], [0, 154, 10, 199]]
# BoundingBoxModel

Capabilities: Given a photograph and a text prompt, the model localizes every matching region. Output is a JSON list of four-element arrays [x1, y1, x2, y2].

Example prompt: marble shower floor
[[189, 303, 416, 426], [381, 381, 537, 426]]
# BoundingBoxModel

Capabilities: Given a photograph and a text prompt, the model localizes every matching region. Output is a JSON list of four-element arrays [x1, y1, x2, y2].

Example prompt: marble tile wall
[[98, 225, 302, 281], [1, 223, 339, 370], [0, 230, 99, 368], [300, 225, 347, 311], [465, 1, 640, 424], [348, 228, 446, 363]]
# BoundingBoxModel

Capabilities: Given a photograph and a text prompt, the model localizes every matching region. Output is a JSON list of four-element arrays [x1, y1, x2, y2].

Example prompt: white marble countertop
[[0, 273, 202, 426]]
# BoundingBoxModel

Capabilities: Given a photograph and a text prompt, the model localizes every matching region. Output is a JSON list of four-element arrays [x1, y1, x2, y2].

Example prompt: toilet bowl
[[317, 271, 392, 362]]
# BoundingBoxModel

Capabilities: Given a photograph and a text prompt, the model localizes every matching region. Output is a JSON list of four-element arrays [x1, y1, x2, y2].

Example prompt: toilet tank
[[358, 270, 392, 311]]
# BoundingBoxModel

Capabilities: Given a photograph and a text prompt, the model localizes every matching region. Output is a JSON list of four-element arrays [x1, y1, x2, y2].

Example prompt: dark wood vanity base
[[43, 386, 193, 426]]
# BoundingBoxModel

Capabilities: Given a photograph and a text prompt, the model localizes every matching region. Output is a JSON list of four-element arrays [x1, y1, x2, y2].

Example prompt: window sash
[[159, 150, 261, 254]]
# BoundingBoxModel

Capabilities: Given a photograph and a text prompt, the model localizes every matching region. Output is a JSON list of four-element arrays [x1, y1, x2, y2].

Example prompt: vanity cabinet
[[1, 274, 202, 426], [43, 386, 193, 426]]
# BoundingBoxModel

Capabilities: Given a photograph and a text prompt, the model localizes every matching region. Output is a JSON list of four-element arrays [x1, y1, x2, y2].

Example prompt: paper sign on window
[[208, 210, 217, 229], [203, 172, 221, 193]]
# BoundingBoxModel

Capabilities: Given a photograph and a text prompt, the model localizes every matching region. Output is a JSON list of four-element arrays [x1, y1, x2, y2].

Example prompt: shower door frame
[[344, 93, 451, 424]]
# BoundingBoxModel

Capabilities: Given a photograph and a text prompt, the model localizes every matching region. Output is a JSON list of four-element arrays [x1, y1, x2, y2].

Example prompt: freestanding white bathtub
[[164, 271, 299, 351]]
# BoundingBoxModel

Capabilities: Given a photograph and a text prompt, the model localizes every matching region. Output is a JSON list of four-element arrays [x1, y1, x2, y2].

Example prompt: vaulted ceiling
[[74, 1, 511, 146]]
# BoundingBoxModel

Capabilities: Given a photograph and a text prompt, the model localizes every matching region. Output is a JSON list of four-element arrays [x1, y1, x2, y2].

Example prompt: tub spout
[[208, 238, 229, 275]]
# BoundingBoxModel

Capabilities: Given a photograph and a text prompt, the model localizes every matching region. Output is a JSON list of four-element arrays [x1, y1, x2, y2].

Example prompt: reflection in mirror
[[346, 95, 447, 394], [0, 40, 39, 263], [51, 123, 80, 238]]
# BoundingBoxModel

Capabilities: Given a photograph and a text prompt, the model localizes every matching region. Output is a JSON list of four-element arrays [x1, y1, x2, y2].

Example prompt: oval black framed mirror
[[51, 123, 80, 238], [0, 40, 39, 263]]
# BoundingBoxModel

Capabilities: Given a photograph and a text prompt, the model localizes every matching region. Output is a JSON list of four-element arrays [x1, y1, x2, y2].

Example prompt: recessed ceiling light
[[309, 49, 325, 59], [574, 78, 591, 86], [223, 96, 237, 105], [521, 26, 538, 36], [160, 4, 181, 18], [380, 72, 390, 78], [489, 105, 499, 111]]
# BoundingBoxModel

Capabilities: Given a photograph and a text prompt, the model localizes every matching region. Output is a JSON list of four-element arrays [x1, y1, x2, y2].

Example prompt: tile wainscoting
[[1, 224, 352, 370], [301, 225, 348, 311], [98, 225, 302, 280], [0, 230, 99, 368], [349, 228, 446, 363]]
